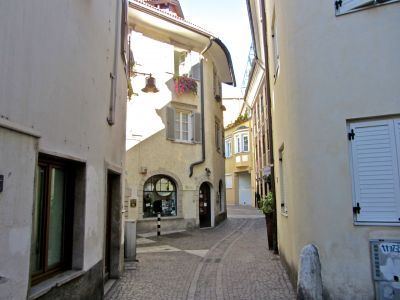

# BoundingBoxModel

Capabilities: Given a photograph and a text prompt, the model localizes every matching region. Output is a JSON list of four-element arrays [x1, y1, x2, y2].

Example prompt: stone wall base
[[38, 260, 104, 300]]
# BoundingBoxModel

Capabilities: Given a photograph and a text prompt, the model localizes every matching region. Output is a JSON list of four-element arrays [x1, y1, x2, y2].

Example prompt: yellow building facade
[[224, 118, 256, 207]]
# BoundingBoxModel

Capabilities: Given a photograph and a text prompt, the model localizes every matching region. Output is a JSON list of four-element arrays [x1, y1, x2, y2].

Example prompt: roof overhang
[[128, 0, 236, 86], [243, 59, 265, 109]]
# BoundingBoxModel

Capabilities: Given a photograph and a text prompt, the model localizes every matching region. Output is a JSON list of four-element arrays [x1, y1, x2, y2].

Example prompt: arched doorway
[[199, 182, 211, 228]]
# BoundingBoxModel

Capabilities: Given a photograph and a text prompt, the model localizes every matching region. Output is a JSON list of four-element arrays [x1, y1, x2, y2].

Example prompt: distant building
[[224, 118, 255, 206], [247, 0, 400, 298], [0, 1, 128, 299], [126, 0, 235, 232], [144, 0, 184, 18]]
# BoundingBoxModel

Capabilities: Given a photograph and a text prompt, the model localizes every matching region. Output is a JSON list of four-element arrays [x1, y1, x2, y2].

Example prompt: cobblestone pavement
[[106, 205, 295, 300]]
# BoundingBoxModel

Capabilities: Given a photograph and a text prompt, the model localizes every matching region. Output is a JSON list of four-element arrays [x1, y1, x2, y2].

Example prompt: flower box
[[174, 75, 197, 96]]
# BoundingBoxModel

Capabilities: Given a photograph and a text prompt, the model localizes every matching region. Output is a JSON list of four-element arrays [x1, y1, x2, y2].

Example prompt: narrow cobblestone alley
[[106, 206, 295, 300]]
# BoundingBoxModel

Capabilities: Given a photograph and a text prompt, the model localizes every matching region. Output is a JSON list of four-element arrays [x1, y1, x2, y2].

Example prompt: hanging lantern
[[141, 75, 159, 93]]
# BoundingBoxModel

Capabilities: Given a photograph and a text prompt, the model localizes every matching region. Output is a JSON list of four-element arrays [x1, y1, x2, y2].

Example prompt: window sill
[[29, 270, 85, 300], [172, 140, 197, 145], [354, 221, 400, 227], [140, 216, 183, 222]]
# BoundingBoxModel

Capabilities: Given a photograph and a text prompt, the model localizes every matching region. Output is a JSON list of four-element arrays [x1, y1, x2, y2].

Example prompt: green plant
[[225, 113, 249, 130], [127, 78, 134, 100], [258, 192, 274, 214]]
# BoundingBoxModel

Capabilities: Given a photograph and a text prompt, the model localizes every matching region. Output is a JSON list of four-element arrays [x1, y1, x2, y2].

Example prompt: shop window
[[143, 175, 177, 218]]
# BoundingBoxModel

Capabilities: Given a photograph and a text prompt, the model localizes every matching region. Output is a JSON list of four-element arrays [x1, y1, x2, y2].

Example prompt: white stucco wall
[[0, 125, 38, 300], [126, 55, 226, 229], [0, 1, 127, 297], [264, 1, 400, 298]]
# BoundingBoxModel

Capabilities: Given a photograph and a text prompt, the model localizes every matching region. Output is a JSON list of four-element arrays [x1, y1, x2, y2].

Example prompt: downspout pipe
[[107, 0, 121, 125], [189, 38, 213, 177], [260, 0, 278, 254]]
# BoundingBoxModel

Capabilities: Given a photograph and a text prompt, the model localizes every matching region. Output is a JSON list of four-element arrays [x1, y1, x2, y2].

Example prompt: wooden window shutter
[[166, 107, 175, 140], [192, 112, 201, 143], [350, 120, 400, 223]]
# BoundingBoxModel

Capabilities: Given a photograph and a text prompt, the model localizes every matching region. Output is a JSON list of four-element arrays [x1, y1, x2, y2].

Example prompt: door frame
[[199, 182, 212, 228]]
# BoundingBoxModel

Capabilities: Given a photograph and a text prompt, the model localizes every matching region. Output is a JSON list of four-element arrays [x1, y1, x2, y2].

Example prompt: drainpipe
[[189, 38, 213, 177], [260, 0, 278, 254], [107, 0, 121, 125]]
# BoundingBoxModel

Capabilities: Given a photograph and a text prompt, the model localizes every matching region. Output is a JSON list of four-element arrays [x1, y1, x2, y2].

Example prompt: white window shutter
[[192, 112, 201, 143], [338, 0, 373, 13], [395, 119, 400, 177], [166, 107, 175, 140], [350, 120, 400, 223]]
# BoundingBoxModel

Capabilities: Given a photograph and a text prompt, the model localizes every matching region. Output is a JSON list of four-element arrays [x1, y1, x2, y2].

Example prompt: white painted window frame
[[175, 110, 192, 143]]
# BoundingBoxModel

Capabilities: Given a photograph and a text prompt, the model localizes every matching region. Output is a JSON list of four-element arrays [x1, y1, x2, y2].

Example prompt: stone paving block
[[106, 206, 295, 300]]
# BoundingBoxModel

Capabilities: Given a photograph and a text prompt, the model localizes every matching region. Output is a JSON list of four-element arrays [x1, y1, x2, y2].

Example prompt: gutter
[[189, 39, 213, 177], [107, 0, 121, 125]]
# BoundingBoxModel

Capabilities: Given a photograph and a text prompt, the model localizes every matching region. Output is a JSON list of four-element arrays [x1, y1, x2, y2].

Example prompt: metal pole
[[157, 213, 161, 236]]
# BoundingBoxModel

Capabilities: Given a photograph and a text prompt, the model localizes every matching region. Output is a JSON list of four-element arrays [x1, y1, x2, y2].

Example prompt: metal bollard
[[157, 213, 161, 236]]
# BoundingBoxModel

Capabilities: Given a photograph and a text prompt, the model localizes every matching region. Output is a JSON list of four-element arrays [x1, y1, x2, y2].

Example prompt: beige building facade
[[126, 1, 235, 233], [247, 0, 400, 298], [0, 1, 128, 299]]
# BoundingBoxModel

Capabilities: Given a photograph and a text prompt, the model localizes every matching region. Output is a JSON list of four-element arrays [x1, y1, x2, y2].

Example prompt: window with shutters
[[349, 118, 400, 224], [215, 120, 222, 152], [271, 11, 280, 82], [335, 0, 399, 15], [279, 146, 288, 215], [166, 107, 201, 144]]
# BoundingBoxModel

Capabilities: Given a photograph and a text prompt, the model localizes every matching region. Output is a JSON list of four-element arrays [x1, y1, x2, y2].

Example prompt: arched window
[[143, 175, 177, 218]]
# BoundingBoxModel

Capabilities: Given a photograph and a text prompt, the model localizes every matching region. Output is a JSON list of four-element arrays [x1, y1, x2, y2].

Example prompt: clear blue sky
[[179, 0, 252, 97]]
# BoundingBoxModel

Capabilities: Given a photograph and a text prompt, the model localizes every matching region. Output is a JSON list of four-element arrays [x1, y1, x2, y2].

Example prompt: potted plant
[[174, 74, 198, 96], [258, 192, 274, 250]]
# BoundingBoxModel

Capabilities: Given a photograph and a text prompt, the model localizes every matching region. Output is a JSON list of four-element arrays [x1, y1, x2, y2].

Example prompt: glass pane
[[161, 193, 176, 216], [31, 166, 46, 273], [143, 192, 155, 218], [47, 168, 66, 267], [182, 131, 189, 140], [243, 135, 249, 151]]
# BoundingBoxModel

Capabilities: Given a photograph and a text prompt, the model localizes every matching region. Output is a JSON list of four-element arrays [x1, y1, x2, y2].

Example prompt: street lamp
[[133, 71, 159, 93]]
